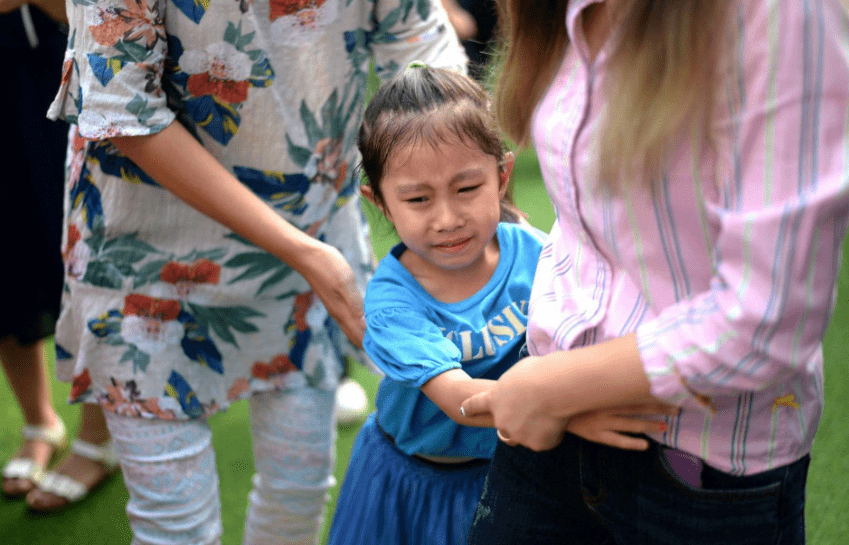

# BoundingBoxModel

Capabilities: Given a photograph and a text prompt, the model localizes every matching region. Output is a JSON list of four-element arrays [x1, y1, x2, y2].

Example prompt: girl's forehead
[[386, 135, 485, 171]]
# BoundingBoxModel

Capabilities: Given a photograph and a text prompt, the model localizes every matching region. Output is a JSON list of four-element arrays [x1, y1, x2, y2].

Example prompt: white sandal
[[1, 419, 67, 497], [30, 440, 119, 507]]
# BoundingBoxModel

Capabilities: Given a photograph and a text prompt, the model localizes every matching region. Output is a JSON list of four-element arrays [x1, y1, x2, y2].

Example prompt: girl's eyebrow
[[393, 168, 486, 195]]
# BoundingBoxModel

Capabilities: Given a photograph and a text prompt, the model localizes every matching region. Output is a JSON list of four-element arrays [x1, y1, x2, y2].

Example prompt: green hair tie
[[407, 61, 428, 69]]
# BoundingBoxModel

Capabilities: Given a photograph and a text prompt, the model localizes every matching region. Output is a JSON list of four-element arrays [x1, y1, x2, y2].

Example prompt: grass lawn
[[2, 149, 848, 544]]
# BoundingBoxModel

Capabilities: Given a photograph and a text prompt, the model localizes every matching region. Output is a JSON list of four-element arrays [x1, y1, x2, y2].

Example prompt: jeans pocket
[[581, 441, 787, 545]]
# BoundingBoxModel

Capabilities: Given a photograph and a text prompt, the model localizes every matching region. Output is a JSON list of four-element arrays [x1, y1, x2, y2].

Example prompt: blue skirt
[[328, 413, 491, 545]]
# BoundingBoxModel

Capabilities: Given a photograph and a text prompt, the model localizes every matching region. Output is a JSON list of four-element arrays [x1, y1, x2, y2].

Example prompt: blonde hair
[[491, 0, 732, 190]]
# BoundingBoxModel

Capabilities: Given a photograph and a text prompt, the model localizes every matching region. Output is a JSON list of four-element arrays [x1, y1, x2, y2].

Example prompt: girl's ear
[[499, 152, 515, 198], [361, 183, 376, 206], [361, 184, 390, 219]]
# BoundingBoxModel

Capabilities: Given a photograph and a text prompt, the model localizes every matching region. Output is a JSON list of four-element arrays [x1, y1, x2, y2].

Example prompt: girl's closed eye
[[458, 184, 481, 194]]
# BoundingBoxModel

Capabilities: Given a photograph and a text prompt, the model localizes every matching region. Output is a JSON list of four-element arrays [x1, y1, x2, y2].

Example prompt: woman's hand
[[461, 335, 659, 452], [299, 242, 366, 349], [565, 403, 679, 451], [462, 356, 569, 451]]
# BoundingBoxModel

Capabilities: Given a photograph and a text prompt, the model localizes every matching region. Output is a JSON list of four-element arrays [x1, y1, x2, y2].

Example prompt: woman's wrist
[[534, 334, 656, 419]]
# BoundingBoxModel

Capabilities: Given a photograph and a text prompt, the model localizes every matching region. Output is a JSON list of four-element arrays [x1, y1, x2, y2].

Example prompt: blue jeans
[[468, 434, 809, 545]]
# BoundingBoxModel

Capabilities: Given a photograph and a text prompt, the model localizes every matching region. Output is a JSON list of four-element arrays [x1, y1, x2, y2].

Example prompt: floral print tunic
[[47, 0, 466, 420]]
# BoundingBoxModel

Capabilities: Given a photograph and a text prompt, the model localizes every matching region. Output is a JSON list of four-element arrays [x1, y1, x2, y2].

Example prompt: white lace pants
[[105, 386, 337, 545]]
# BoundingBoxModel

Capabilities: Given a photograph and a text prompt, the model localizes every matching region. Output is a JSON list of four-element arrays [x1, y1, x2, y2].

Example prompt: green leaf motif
[[113, 41, 153, 64], [178, 248, 229, 262], [186, 303, 265, 347], [83, 261, 124, 289], [322, 89, 339, 139], [286, 135, 313, 168], [224, 21, 239, 45], [416, 0, 430, 22], [101, 232, 158, 254], [299, 101, 322, 147], [224, 252, 283, 284], [121, 345, 150, 373], [133, 259, 171, 288], [256, 267, 293, 296]]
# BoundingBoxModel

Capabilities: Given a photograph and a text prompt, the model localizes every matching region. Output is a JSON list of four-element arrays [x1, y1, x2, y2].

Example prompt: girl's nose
[[433, 200, 464, 231]]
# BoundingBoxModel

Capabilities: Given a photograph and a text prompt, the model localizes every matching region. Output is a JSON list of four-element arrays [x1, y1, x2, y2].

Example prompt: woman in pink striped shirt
[[462, 1, 849, 543]]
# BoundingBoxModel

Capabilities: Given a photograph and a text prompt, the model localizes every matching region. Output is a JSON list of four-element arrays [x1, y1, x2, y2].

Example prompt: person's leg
[[26, 403, 116, 510], [0, 336, 65, 496], [580, 439, 809, 545], [104, 413, 223, 545], [467, 434, 613, 545], [244, 386, 336, 545]]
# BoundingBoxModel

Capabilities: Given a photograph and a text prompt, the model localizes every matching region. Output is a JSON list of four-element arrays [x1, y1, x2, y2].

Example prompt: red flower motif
[[270, 0, 326, 21], [66, 224, 81, 249], [122, 294, 181, 321], [89, 0, 164, 48], [70, 369, 92, 399], [251, 354, 296, 380], [187, 73, 250, 103], [60, 57, 73, 86], [160, 258, 221, 285], [292, 292, 313, 332]]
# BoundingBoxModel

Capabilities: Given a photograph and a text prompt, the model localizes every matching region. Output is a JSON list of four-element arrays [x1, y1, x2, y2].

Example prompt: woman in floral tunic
[[46, 0, 466, 541]]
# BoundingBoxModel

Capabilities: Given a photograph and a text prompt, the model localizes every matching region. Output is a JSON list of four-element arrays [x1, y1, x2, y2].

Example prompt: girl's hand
[[565, 404, 679, 451], [462, 356, 568, 452], [299, 241, 366, 349]]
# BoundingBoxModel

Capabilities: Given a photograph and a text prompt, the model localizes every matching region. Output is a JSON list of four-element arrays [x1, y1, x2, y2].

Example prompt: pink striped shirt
[[528, 0, 849, 475]]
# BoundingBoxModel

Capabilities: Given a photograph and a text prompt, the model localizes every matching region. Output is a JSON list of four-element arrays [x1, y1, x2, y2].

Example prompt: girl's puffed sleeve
[[47, 0, 174, 139], [363, 307, 462, 388]]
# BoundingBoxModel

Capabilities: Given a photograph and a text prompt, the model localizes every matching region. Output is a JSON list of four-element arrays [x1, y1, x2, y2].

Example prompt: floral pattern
[[47, 0, 466, 419]]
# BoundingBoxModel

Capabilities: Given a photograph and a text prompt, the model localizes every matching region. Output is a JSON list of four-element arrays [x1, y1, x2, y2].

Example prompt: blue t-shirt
[[364, 222, 545, 459]]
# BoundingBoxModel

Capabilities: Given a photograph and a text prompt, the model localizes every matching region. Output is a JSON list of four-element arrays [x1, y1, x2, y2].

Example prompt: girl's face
[[365, 135, 512, 287]]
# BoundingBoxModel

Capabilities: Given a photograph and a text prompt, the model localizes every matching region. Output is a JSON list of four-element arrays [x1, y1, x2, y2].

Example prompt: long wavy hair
[[490, 0, 732, 190]]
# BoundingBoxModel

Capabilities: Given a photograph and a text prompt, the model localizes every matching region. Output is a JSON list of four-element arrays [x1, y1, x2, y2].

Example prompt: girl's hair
[[491, 0, 732, 190], [359, 65, 523, 223]]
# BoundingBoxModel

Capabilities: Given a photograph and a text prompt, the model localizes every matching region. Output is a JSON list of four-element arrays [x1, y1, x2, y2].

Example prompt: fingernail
[[460, 406, 466, 417]]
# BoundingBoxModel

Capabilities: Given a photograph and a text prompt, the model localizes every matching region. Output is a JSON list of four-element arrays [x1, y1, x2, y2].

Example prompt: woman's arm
[[462, 333, 663, 450], [420, 369, 495, 427], [110, 121, 366, 347]]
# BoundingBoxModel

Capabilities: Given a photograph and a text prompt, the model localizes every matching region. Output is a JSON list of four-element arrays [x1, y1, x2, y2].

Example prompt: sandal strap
[[71, 440, 118, 469], [1, 458, 46, 483], [21, 419, 67, 448], [38, 472, 88, 502]]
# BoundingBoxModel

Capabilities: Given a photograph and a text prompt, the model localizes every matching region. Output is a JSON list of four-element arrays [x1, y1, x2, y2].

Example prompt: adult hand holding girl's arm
[[461, 333, 662, 451], [110, 121, 366, 348]]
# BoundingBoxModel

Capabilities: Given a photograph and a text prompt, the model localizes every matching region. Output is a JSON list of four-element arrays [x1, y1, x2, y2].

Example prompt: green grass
[[2, 149, 848, 543]]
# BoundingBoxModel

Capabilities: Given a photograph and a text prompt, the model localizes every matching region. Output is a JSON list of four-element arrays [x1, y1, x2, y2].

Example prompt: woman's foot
[[1, 417, 66, 497], [25, 440, 118, 512]]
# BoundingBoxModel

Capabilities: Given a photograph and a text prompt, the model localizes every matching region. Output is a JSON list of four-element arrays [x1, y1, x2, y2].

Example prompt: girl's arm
[[110, 121, 366, 347], [420, 369, 495, 427]]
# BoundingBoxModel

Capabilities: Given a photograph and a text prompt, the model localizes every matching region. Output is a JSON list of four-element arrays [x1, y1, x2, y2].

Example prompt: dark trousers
[[468, 433, 809, 545], [0, 8, 68, 343]]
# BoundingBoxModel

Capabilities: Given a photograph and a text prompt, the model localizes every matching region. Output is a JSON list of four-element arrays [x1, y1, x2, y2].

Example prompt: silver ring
[[497, 429, 517, 446]]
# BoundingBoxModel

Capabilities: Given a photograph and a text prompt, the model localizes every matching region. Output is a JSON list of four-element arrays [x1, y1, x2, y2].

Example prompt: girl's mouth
[[434, 237, 472, 253]]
